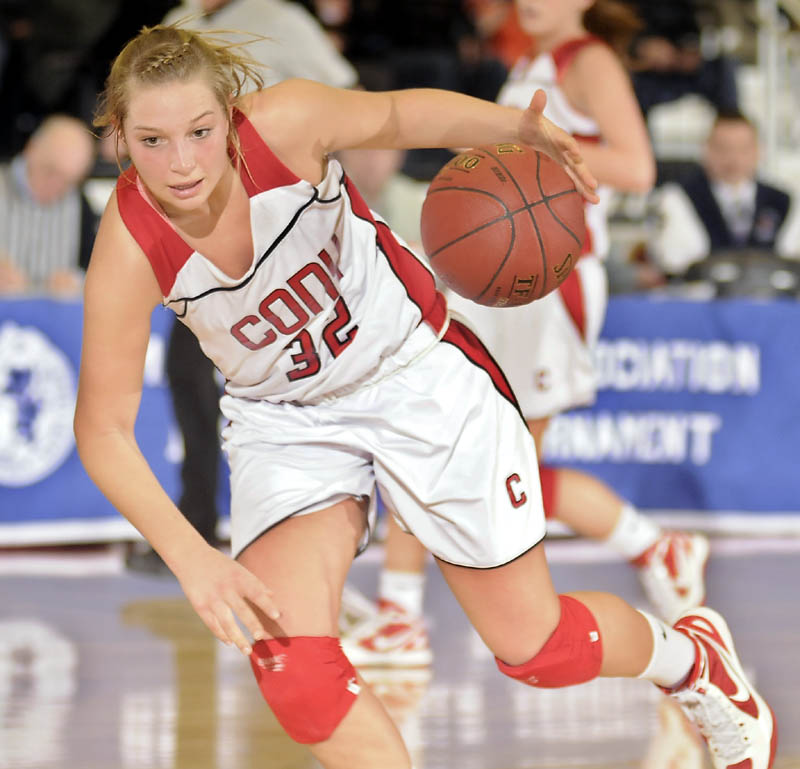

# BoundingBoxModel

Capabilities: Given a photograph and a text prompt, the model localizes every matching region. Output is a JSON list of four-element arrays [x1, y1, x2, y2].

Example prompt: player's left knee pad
[[538, 465, 557, 519], [249, 636, 361, 744], [496, 595, 602, 687]]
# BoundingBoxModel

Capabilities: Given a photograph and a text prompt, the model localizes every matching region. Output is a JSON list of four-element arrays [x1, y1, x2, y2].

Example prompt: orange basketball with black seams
[[420, 143, 586, 307]]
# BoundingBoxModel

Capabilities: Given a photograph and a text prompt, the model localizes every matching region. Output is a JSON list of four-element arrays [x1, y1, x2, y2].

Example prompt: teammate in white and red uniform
[[448, 33, 613, 422], [73, 21, 777, 769]]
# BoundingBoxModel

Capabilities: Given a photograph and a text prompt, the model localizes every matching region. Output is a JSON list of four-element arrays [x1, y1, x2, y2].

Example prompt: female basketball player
[[74, 23, 775, 769]]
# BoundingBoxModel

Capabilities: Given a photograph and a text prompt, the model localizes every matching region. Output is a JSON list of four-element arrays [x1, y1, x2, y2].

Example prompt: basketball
[[420, 143, 586, 307]]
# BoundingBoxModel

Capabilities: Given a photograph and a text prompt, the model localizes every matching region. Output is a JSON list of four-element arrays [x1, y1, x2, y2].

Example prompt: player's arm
[[564, 44, 655, 193], [243, 80, 598, 201], [74, 196, 279, 652]]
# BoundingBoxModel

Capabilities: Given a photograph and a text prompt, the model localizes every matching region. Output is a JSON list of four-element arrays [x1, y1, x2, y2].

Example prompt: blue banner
[[0, 298, 182, 543], [542, 296, 800, 512], [2, 295, 799, 545]]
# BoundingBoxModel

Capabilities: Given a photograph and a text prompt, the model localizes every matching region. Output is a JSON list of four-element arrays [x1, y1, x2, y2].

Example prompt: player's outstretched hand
[[519, 89, 599, 203], [175, 545, 280, 655]]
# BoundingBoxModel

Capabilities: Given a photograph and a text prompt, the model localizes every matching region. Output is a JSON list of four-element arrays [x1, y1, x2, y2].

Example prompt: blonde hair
[[94, 23, 265, 164]]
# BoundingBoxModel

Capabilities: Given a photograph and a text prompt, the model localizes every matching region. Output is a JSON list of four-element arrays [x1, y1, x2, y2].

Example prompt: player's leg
[[339, 514, 432, 668], [436, 543, 656, 674], [531, 416, 709, 622], [437, 547, 777, 769], [374, 320, 775, 769], [238, 497, 413, 769]]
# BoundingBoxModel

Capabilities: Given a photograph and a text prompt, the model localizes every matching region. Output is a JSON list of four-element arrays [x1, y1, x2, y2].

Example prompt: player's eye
[[141, 136, 161, 147], [193, 128, 211, 139]]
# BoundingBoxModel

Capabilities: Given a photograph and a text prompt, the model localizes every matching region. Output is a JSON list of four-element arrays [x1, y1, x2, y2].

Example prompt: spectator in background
[[160, 0, 357, 89], [626, 0, 739, 117], [0, 114, 96, 295], [649, 110, 800, 278], [126, 4, 359, 574]]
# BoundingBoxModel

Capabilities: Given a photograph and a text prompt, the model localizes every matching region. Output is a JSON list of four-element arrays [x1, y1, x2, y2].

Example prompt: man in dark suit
[[650, 110, 800, 277]]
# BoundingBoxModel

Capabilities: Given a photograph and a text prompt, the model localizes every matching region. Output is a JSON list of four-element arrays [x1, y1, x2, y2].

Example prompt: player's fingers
[[244, 579, 282, 623], [215, 603, 254, 656], [565, 165, 600, 204], [527, 88, 547, 116], [199, 609, 234, 648], [229, 597, 269, 643]]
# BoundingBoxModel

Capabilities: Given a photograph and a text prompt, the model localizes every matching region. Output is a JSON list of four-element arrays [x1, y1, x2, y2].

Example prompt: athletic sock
[[378, 569, 426, 617], [636, 610, 696, 688], [603, 503, 662, 560]]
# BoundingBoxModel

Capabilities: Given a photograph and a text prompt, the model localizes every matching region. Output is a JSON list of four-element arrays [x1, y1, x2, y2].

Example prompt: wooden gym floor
[[1, 534, 799, 769]]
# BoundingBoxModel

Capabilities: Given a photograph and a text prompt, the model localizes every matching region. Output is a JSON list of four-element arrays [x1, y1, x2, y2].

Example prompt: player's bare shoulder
[[562, 39, 630, 112], [238, 80, 334, 180], [239, 81, 333, 145], [86, 190, 161, 308], [569, 39, 628, 86]]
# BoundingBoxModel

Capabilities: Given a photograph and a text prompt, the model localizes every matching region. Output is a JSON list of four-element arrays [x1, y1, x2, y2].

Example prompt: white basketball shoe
[[669, 607, 777, 769], [634, 532, 710, 623], [339, 598, 433, 668]]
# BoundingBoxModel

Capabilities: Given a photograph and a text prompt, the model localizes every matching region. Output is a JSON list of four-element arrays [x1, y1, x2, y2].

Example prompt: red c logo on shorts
[[506, 474, 527, 508]]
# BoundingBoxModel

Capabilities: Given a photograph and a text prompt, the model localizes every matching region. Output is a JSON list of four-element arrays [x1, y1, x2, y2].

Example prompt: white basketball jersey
[[117, 109, 447, 404], [497, 36, 611, 258]]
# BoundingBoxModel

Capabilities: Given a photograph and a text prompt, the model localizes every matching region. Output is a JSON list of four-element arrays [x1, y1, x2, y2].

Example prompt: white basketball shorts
[[220, 319, 546, 568], [445, 255, 608, 420]]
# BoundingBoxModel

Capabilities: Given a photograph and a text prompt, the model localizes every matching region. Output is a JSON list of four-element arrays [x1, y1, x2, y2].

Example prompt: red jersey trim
[[343, 175, 447, 335], [231, 107, 301, 196], [557, 268, 587, 340], [116, 168, 194, 297], [551, 35, 605, 82]]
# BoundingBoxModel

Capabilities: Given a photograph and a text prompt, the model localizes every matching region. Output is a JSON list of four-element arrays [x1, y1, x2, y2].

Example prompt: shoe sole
[[680, 606, 777, 769]]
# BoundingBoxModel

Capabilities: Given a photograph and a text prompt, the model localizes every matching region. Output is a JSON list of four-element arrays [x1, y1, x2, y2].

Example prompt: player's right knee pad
[[496, 595, 603, 687], [538, 465, 557, 519], [249, 636, 361, 744]]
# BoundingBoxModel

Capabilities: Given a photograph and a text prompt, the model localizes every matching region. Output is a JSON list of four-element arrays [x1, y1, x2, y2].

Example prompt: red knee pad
[[538, 465, 557, 519], [496, 595, 602, 687], [249, 636, 360, 744]]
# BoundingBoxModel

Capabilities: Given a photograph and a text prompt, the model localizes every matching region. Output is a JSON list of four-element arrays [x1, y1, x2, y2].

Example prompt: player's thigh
[[237, 495, 369, 638], [436, 543, 561, 665], [371, 322, 546, 569]]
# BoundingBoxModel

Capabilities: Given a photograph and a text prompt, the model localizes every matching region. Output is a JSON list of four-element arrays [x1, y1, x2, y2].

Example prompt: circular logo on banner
[[0, 321, 76, 487]]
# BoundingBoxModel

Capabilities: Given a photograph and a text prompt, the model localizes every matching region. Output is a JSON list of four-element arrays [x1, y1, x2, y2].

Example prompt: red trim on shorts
[[344, 175, 447, 334], [552, 35, 605, 82], [116, 169, 194, 296], [558, 268, 587, 340], [538, 465, 558, 518], [442, 318, 521, 413]]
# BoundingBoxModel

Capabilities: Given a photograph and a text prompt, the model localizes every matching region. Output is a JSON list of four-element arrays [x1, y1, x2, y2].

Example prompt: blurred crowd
[[1, 0, 799, 302]]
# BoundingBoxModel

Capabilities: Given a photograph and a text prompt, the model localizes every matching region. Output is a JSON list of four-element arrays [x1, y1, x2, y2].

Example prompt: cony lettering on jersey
[[497, 36, 611, 259], [116, 108, 446, 403]]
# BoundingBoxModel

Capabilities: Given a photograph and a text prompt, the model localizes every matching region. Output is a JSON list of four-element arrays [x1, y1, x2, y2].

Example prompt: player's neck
[[535, 23, 588, 55]]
